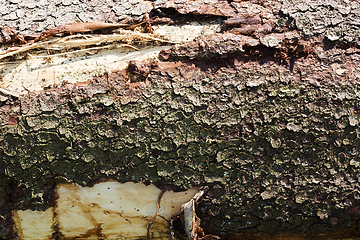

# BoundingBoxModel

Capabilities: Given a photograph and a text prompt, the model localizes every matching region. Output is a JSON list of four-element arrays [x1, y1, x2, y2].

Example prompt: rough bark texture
[[0, 0, 360, 239]]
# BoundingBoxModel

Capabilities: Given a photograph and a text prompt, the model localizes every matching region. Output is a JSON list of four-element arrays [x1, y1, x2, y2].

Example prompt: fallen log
[[0, 0, 359, 239]]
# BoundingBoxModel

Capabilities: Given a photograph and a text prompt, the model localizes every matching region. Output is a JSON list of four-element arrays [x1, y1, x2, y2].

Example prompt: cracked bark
[[0, 0, 360, 239]]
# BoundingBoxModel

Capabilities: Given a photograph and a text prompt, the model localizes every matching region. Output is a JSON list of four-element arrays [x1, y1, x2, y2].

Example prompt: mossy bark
[[0, 0, 360, 239]]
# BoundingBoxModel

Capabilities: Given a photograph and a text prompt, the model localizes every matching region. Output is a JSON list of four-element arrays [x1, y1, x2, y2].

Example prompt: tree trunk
[[0, 0, 359, 239]]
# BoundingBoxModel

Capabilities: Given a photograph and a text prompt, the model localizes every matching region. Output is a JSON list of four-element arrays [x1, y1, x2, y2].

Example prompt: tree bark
[[0, 0, 359, 239]]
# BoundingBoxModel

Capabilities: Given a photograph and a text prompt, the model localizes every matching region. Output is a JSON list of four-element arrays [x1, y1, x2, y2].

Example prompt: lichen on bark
[[1, 43, 360, 237]]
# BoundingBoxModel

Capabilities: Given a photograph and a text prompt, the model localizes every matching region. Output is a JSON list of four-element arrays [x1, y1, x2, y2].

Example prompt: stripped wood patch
[[13, 182, 199, 240]]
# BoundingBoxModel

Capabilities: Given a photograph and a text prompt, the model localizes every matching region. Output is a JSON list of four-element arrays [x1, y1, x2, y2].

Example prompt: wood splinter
[[181, 186, 208, 240], [0, 88, 20, 98]]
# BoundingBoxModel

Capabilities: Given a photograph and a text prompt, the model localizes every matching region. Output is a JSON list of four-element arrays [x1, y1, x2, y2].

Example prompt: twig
[[30, 22, 131, 43], [147, 190, 166, 240]]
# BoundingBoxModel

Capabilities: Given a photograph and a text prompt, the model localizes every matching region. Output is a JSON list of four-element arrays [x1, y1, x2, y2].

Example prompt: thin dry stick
[[147, 190, 166, 240], [30, 22, 131, 43]]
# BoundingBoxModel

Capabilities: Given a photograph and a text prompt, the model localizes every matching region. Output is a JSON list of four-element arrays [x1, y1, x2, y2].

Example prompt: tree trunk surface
[[0, 0, 360, 239]]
